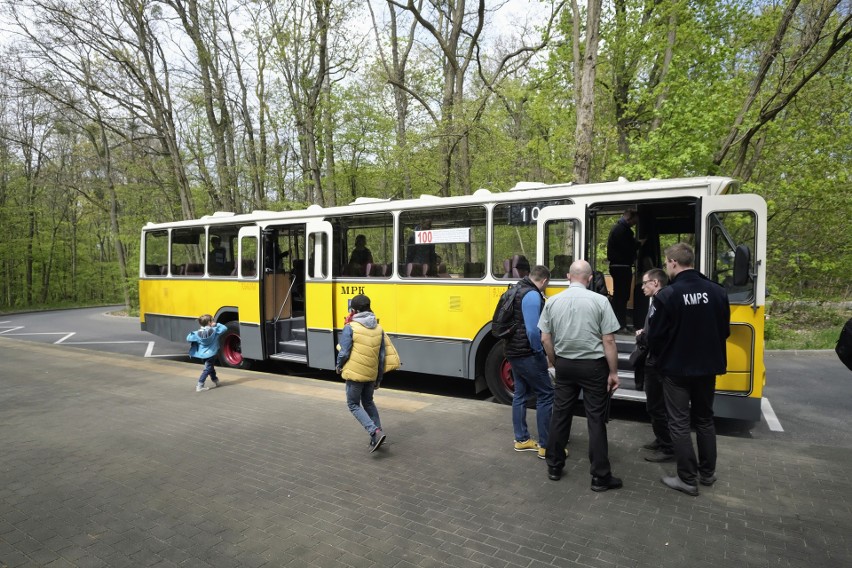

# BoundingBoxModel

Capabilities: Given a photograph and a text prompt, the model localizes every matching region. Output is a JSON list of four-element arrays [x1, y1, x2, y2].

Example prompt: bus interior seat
[[436, 263, 450, 278], [184, 263, 204, 275], [367, 263, 385, 277], [405, 262, 428, 277], [502, 255, 522, 278]]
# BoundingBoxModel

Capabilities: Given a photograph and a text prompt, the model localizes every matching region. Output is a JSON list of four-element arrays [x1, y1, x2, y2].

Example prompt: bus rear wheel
[[219, 321, 252, 370], [485, 342, 514, 405]]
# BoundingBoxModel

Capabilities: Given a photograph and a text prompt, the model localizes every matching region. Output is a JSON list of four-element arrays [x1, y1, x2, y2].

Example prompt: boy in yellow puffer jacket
[[336, 294, 389, 453]]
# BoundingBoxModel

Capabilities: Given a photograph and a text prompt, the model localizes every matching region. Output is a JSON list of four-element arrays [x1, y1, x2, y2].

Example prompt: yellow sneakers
[[513, 439, 539, 452], [538, 446, 569, 460]]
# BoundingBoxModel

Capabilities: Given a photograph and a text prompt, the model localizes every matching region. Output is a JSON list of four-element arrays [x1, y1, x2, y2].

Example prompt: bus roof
[[142, 176, 737, 230]]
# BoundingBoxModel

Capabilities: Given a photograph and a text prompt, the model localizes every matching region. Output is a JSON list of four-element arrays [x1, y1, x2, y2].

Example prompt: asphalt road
[[2, 305, 850, 446]]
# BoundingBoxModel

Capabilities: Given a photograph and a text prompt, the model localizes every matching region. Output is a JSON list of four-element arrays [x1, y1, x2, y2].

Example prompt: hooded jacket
[[187, 323, 228, 360]]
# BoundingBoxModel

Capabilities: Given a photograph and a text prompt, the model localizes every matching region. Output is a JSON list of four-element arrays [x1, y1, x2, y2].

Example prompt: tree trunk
[[573, 0, 603, 184]]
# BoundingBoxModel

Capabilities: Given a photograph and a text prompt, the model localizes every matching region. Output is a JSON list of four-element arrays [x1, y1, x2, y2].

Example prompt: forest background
[[0, 0, 849, 347]]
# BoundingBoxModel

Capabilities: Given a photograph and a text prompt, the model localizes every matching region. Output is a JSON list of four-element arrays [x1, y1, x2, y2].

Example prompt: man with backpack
[[501, 265, 554, 459]]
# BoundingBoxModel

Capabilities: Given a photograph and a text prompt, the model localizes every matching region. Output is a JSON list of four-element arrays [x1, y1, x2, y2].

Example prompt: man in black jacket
[[607, 209, 642, 330], [647, 243, 730, 496], [505, 265, 553, 459]]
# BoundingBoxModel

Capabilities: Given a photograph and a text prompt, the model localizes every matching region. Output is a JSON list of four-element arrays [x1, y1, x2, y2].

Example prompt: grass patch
[[765, 302, 850, 350]]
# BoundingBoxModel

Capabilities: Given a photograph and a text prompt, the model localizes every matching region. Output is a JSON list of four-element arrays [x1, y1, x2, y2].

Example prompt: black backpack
[[836, 317, 852, 372], [590, 270, 610, 297], [491, 284, 521, 338]]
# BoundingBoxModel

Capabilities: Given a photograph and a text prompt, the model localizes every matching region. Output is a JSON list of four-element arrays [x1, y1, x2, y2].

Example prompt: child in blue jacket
[[187, 314, 228, 392]]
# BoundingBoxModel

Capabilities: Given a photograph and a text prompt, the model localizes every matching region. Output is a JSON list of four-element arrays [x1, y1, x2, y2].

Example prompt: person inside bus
[[347, 234, 374, 276], [515, 256, 530, 279], [208, 235, 228, 275], [405, 219, 435, 277], [607, 209, 644, 331]]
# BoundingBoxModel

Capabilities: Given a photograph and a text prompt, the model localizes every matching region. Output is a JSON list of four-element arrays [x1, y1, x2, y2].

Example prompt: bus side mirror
[[733, 244, 751, 287]]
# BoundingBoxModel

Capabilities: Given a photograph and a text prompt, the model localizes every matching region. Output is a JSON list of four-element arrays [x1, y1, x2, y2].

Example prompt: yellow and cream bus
[[139, 176, 767, 421]]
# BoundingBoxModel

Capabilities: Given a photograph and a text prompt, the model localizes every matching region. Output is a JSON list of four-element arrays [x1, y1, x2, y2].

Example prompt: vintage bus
[[139, 176, 767, 421]]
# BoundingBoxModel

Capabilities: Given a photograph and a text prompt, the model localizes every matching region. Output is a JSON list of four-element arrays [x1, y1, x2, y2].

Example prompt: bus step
[[277, 339, 307, 356], [290, 328, 306, 341], [611, 387, 647, 402], [270, 352, 308, 364]]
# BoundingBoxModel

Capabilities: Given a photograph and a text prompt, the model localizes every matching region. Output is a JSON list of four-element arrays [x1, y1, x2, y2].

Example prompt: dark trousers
[[546, 357, 611, 479], [610, 265, 632, 328], [662, 374, 717, 485], [198, 357, 218, 385], [644, 366, 672, 452]]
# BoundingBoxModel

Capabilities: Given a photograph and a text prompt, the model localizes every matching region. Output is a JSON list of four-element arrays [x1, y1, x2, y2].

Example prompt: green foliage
[[0, 0, 849, 335], [765, 302, 850, 350]]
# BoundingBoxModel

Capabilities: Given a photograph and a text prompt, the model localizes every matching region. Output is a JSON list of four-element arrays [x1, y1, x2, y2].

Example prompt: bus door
[[536, 204, 586, 284], [700, 194, 767, 421], [235, 225, 264, 361], [305, 220, 336, 369]]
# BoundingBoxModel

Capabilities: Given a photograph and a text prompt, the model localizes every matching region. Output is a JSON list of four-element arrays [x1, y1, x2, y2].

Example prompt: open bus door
[[305, 220, 336, 370], [700, 194, 767, 422]]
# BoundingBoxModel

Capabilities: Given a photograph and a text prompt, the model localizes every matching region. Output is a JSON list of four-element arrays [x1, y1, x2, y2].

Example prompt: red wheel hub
[[222, 334, 242, 366], [499, 358, 514, 392]]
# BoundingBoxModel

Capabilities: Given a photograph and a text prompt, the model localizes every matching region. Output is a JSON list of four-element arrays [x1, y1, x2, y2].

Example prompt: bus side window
[[399, 206, 486, 279], [143, 230, 168, 277]]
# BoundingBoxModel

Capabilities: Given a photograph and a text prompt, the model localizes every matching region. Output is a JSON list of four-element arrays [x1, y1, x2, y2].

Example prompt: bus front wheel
[[484, 342, 514, 405], [219, 321, 252, 370]]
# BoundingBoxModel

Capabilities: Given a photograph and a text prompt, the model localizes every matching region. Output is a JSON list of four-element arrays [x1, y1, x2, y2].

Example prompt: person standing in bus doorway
[[336, 294, 395, 453], [187, 314, 228, 392], [647, 243, 730, 496], [505, 265, 554, 459], [539, 260, 623, 491], [634, 268, 674, 463], [607, 209, 643, 332]]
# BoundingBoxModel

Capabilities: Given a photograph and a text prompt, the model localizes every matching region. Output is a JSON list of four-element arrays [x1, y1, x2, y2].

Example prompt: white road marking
[[761, 397, 784, 432], [0, 326, 24, 334], [0, 326, 182, 358]]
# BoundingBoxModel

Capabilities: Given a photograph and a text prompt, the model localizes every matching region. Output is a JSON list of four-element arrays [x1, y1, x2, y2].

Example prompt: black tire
[[484, 342, 514, 405], [218, 321, 252, 369]]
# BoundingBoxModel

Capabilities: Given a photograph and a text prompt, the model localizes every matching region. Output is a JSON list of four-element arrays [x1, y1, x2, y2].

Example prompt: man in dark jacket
[[607, 209, 642, 330], [505, 265, 553, 459], [647, 243, 730, 496]]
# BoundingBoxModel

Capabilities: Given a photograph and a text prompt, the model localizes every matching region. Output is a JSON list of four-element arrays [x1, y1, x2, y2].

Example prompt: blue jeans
[[508, 352, 554, 447], [345, 380, 382, 436], [198, 357, 218, 385]]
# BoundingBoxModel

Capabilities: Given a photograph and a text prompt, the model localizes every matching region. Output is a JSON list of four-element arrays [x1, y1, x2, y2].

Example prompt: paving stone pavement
[[1, 336, 850, 568]]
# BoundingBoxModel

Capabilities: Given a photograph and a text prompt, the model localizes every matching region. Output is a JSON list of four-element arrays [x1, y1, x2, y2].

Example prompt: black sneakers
[[699, 473, 717, 486], [369, 429, 386, 453], [644, 450, 675, 463], [547, 467, 562, 481], [591, 476, 623, 492]]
